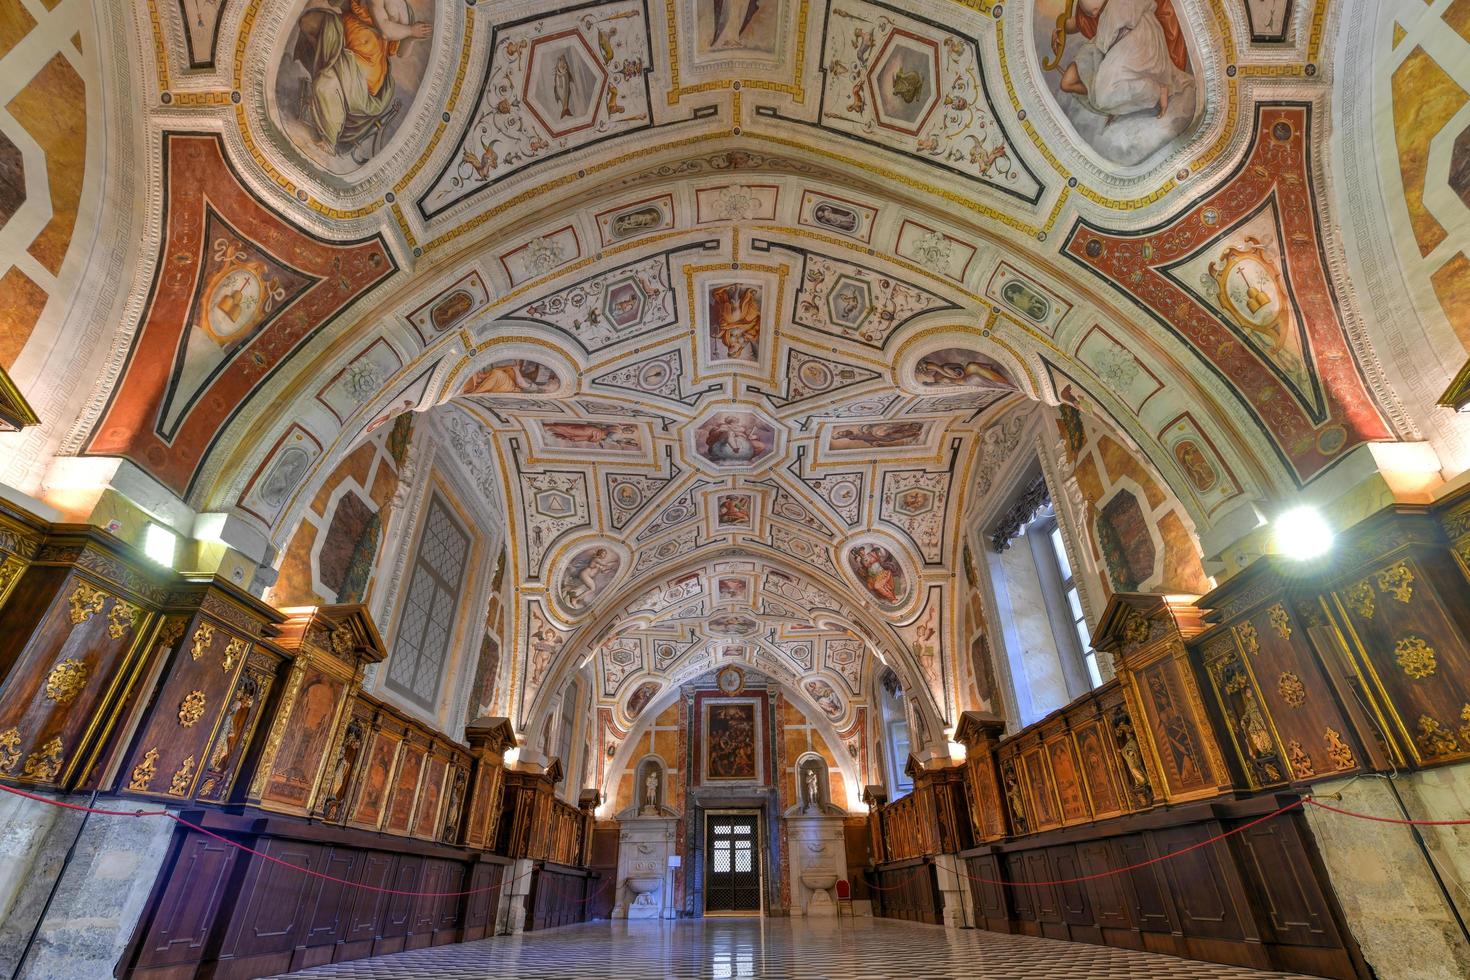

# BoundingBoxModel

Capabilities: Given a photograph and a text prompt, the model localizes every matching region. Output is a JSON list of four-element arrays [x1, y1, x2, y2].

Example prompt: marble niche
[[784, 756, 849, 917], [615, 759, 677, 919]]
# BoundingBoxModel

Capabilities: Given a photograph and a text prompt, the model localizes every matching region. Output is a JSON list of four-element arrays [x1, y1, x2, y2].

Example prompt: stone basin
[[626, 875, 662, 896], [800, 869, 837, 891]]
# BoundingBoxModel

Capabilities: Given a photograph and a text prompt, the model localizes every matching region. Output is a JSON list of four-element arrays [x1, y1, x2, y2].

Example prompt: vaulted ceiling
[[2, 0, 1464, 754]]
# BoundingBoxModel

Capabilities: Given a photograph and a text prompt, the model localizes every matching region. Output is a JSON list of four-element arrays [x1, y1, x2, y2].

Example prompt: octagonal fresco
[[867, 30, 940, 136], [691, 410, 778, 469], [524, 31, 608, 139]]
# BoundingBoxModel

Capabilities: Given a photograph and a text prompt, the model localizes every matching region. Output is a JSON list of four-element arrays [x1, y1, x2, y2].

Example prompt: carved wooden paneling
[[118, 583, 282, 802], [1326, 543, 1470, 768], [957, 796, 1367, 979], [1095, 596, 1232, 805], [121, 811, 510, 979], [0, 533, 169, 791]]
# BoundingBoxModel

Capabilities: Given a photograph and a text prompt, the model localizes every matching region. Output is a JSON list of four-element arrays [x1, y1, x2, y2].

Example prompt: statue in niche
[[641, 767, 660, 814], [803, 766, 820, 812]]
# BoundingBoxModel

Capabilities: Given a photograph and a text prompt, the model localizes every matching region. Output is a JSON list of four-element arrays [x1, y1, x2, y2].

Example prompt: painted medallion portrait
[[847, 542, 909, 609], [273, 0, 435, 175]]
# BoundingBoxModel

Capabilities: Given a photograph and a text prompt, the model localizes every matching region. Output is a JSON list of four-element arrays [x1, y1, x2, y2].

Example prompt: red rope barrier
[[0, 782, 530, 899], [167, 813, 532, 898], [0, 781, 170, 817], [1304, 798, 1470, 827], [5, 781, 1467, 899]]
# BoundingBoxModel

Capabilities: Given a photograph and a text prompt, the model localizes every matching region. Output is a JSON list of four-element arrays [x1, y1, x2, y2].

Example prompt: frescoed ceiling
[[6, 0, 1469, 756]]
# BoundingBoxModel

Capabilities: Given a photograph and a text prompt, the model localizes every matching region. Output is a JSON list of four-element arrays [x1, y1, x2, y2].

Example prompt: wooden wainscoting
[[868, 856, 943, 925], [960, 794, 1368, 980], [525, 861, 601, 932], [118, 809, 509, 979]]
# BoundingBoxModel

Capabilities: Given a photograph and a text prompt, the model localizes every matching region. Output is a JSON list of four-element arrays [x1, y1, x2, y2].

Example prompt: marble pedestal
[[785, 814, 848, 917], [613, 815, 677, 920]]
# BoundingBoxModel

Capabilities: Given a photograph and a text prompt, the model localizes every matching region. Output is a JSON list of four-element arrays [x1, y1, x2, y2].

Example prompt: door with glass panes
[[704, 813, 762, 913]]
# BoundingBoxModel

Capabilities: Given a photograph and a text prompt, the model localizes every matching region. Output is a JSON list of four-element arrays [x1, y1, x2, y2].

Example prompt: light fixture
[[143, 522, 178, 568], [947, 740, 967, 762], [503, 746, 521, 767], [1272, 505, 1334, 560]]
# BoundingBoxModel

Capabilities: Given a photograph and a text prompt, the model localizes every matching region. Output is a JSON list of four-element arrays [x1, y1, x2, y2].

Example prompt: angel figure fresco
[[849, 544, 902, 605], [709, 284, 762, 362], [561, 547, 620, 609], [287, 0, 431, 165], [1050, 0, 1190, 121], [703, 414, 771, 463]]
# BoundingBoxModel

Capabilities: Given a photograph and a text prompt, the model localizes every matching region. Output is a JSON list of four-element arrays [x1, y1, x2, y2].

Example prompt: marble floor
[[277, 917, 1315, 979]]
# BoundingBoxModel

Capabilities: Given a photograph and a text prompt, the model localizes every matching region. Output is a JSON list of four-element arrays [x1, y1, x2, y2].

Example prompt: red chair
[[835, 878, 853, 916]]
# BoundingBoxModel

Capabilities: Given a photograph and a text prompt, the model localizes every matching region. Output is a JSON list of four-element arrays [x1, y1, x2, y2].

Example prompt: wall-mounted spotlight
[[1273, 505, 1334, 561]]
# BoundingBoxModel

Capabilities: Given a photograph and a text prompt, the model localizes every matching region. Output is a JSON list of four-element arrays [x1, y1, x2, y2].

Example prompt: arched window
[[876, 669, 912, 798]]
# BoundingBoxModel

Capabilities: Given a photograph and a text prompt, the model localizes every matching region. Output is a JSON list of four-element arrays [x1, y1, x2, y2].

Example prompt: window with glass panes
[[1048, 522, 1102, 688], [386, 493, 470, 708]]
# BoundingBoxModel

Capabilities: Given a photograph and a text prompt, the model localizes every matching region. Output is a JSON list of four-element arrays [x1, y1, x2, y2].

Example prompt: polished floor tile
[[278, 917, 1314, 979]]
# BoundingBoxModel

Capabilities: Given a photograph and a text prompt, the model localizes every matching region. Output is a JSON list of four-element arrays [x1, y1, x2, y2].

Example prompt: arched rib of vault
[[196, 211, 1283, 565], [522, 550, 941, 752]]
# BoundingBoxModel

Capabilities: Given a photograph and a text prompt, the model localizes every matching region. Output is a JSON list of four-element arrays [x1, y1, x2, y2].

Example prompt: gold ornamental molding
[[20, 736, 63, 781], [43, 659, 89, 705], [178, 690, 207, 727], [168, 755, 197, 796], [1277, 671, 1306, 709], [1376, 562, 1414, 604], [0, 728, 19, 772], [0, 364, 39, 433], [1324, 727, 1355, 770], [69, 581, 108, 625], [191, 623, 214, 661], [130, 747, 160, 791]]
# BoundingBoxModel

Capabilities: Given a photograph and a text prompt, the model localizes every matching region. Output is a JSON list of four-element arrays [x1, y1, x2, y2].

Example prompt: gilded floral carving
[[330, 624, 355, 656], [0, 727, 20, 771], [130, 747, 159, 790], [159, 617, 188, 647], [1277, 671, 1306, 708], [68, 580, 107, 625], [1324, 728, 1356, 770], [1416, 715, 1460, 758], [107, 598, 141, 639], [222, 637, 247, 673], [178, 690, 207, 727], [1394, 635, 1437, 680], [1267, 603, 1291, 639], [168, 755, 196, 796], [43, 658, 89, 705], [1459, 705, 1470, 749], [1235, 621, 1259, 656], [191, 623, 214, 661], [1344, 580, 1374, 619], [21, 736, 63, 781], [1286, 740, 1315, 778], [1375, 561, 1415, 604]]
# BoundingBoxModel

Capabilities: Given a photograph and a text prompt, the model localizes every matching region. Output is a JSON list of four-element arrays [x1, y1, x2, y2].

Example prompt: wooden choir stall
[[0, 498, 600, 978]]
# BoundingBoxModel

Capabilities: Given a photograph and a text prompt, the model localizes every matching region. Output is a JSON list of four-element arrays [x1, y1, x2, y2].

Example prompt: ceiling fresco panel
[[85, 133, 396, 498], [1063, 104, 1395, 485]]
